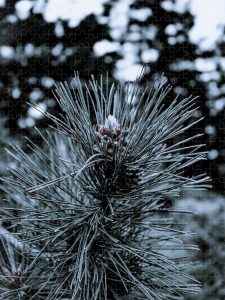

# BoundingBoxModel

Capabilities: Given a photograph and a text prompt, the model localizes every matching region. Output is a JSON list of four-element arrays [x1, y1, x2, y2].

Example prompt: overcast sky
[[13, 0, 225, 53]]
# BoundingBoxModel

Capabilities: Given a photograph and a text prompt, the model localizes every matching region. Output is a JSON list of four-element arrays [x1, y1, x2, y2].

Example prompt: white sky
[[2, 0, 224, 126], [189, 0, 225, 51], [11, 0, 225, 83], [14, 0, 225, 52]]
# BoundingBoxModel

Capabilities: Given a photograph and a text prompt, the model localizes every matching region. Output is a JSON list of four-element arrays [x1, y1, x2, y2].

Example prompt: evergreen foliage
[[181, 193, 225, 300], [0, 72, 210, 299]]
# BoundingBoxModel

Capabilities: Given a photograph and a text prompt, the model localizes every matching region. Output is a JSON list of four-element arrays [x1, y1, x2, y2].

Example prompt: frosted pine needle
[[1, 72, 211, 299]]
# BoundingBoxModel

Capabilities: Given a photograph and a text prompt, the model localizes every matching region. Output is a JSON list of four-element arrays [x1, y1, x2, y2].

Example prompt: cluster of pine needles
[[0, 72, 211, 299]]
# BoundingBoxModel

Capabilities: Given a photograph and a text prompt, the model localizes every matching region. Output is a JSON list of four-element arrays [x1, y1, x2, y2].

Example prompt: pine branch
[[1, 72, 210, 299]]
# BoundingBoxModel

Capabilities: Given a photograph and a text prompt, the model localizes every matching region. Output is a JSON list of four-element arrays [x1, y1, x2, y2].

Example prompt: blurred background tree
[[0, 0, 224, 192]]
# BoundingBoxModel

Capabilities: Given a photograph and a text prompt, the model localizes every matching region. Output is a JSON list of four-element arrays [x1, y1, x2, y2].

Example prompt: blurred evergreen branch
[[180, 193, 225, 300], [0, 116, 24, 181]]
